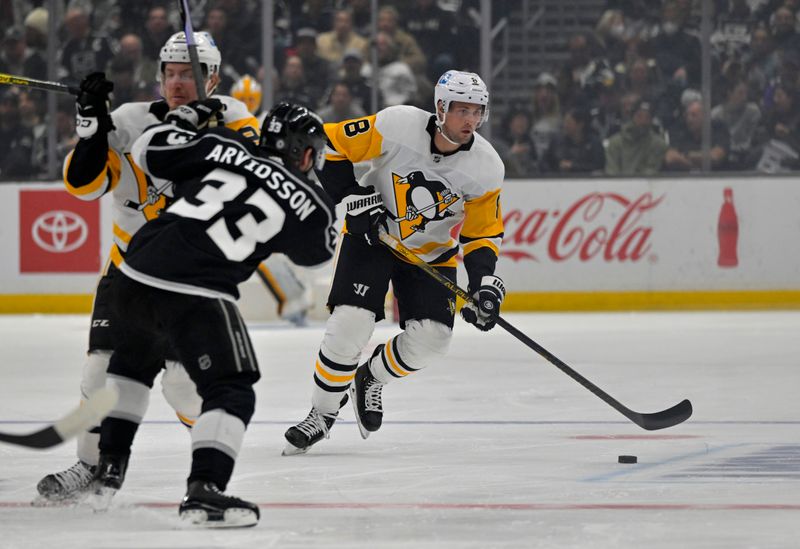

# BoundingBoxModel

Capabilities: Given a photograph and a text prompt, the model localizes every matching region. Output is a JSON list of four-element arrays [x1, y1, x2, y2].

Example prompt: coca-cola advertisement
[[494, 177, 800, 295], [502, 191, 663, 264]]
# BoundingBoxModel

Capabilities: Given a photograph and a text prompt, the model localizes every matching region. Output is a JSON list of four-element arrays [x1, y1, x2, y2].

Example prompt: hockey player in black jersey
[[37, 31, 260, 502], [90, 101, 335, 527]]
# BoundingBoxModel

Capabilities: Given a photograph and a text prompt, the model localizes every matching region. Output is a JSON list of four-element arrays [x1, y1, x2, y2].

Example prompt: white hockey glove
[[75, 72, 115, 139], [460, 275, 506, 331], [342, 185, 388, 246], [165, 98, 225, 131]]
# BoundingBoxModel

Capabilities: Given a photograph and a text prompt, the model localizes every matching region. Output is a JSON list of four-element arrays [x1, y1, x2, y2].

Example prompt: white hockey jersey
[[323, 105, 505, 268], [63, 95, 259, 266]]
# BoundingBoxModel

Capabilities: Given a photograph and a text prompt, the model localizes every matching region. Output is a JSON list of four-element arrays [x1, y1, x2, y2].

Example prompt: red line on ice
[[5, 502, 800, 511]]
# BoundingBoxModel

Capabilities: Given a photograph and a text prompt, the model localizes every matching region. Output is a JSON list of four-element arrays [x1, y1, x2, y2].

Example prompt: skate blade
[[180, 508, 259, 528], [349, 386, 371, 440], [281, 442, 310, 456], [88, 486, 117, 513]]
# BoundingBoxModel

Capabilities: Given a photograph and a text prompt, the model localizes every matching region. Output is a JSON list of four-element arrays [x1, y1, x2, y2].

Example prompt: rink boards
[[0, 176, 798, 316]]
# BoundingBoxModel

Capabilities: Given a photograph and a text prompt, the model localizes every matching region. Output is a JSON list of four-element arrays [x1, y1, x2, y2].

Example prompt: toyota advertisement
[[0, 178, 799, 312], [19, 189, 101, 273]]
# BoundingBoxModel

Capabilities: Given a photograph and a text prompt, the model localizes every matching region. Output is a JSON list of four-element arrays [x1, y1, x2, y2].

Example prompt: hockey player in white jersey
[[284, 70, 506, 455], [231, 74, 315, 326], [35, 31, 260, 502]]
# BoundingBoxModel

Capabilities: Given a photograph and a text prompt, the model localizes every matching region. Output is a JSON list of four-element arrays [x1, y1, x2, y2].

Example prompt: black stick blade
[[633, 399, 693, 431], [0, 427, 63, 448]]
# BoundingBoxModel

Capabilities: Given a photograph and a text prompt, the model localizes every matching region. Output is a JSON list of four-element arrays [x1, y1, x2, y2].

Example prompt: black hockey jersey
[[120, 123, 337, 301]]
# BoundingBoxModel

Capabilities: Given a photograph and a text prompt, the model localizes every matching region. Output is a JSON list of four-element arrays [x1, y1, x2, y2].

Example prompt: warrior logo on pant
[[392, 171, 459, 237]]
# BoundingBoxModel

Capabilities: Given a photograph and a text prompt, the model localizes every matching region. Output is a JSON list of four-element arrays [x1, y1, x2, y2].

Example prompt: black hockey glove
[[342, 185, 388, 246], [460, 275, 506, 331], [165, 98, 225, 131], [75, 72, 114, 139]]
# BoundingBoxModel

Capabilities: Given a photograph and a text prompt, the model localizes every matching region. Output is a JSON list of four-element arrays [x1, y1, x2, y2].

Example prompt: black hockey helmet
[[259, 102, 327, 172]]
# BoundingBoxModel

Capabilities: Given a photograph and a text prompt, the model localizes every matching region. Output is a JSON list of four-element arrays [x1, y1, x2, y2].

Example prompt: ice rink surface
[[1, 311, 798, 548]]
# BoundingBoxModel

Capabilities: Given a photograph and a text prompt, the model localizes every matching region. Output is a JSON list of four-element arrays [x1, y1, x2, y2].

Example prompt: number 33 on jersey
[[119, 123, 336, 302]]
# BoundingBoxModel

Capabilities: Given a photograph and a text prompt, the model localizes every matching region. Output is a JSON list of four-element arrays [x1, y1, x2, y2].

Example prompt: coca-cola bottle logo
[[717, 187, 739, 268], [501, 192, 664, 263]]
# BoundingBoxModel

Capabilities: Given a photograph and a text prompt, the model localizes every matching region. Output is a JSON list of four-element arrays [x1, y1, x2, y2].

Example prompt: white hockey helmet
[[434, 70, 490, 128], [158, 31, 221, 94]]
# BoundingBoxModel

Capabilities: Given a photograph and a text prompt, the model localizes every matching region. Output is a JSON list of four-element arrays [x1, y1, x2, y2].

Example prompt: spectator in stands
[[0, 27, 43, 80], [769, 5, 800, 57], [317, 81, 366, 123], [605, 98, 668, 175], [107, 57, 136, 106], [0, 89, 36, 179], [290, 0, 336, 33], [495, 107, 539, 178], [205, 5, 248, 87], [54, 96, 79, 159], [594, 9, 629, 66], [711, 0, 754, 62], [316, 9, 368, 66], [22, 8, 49, 80], [744, 25, 780, 101], [374, 31, 418, 107], [751, 83, 800, 171], [642, 1, 701, 87], [114, 33, 158, 89], [339, 48, 382, 112], [664, 98, 731, 171], [769, 48, 800, 98], [60, 5, 115, 82], [560, 31, 615, 107], [621, 57, 662, 104], [590, 81, 624, 142], [141, 5, 175, 62], [530, 72, 562, 158], [376, 5, 427, 76], [344, 0, 373, 37], [275, 54, 317, 110], [404, 0, 460, 79], [215, 0, 261, 42], [541, 107, 605, 174], [293, 27, 334, 101], [712, 78, 762, 170]]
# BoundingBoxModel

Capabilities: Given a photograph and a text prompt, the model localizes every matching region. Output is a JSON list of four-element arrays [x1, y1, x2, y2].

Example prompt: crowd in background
[[0, 0, 799, 179]]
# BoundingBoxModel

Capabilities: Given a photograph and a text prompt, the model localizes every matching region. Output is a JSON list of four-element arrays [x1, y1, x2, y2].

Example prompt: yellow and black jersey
[[320, 105, 505, 289], [62, 95, 259, 267]]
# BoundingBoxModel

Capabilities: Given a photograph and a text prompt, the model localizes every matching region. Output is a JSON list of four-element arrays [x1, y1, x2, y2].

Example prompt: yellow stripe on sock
[[384, 338, 408, 377], [315, 360, 355, 383]]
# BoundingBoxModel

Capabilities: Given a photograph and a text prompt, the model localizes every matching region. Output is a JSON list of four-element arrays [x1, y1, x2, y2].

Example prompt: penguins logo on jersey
[[391, 171, 459, 239]]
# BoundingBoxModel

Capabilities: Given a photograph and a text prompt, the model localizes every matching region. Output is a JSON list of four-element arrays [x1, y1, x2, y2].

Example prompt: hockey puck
[[618, 455, 638, 464]]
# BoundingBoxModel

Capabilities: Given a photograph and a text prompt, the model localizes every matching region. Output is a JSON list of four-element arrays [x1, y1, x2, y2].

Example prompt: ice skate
[[179, 480, 259, 528], [88, 453, 128, 512], [283, 394, 348, 456], [35, 460, 95, 504], [350, 345, 385, 439]]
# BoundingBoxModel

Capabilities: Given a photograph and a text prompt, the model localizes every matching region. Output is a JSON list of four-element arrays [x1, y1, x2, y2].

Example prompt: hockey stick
[[0, 387, 117, 449], [0, 72, 79, 95], [177, 0, 207, 101], [378, 230, 693, 431]]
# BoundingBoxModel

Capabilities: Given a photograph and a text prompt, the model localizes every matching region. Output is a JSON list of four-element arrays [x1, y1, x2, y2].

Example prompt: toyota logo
[[31, 210, 89, 253]]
